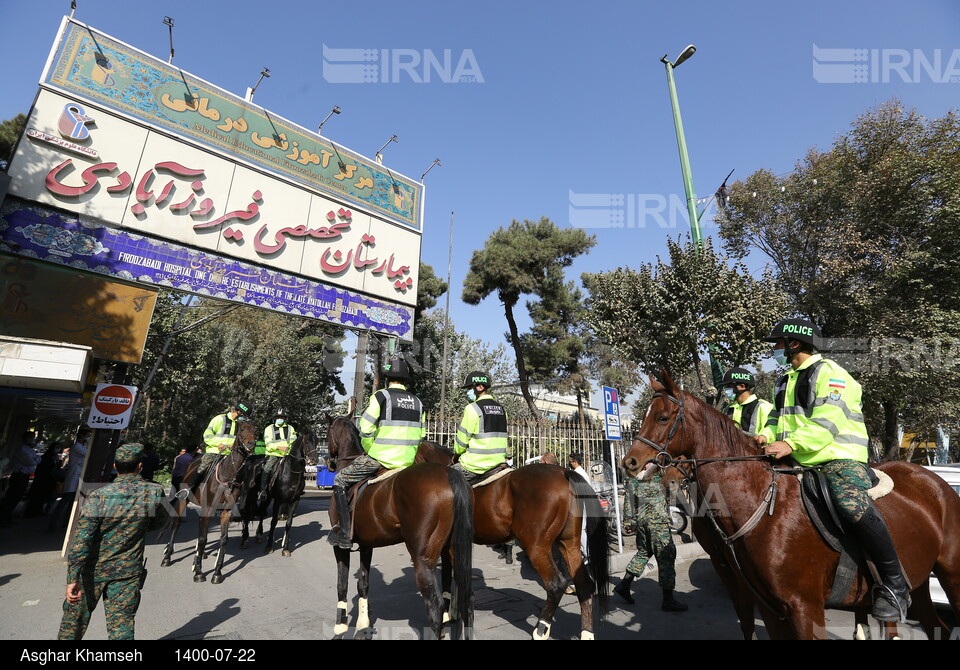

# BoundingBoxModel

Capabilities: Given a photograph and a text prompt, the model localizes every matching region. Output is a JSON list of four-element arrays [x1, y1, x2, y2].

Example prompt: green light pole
[[661, 45, 725, 390]]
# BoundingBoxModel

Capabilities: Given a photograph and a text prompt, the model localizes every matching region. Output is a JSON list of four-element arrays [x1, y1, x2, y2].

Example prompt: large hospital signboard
[[2, 18, 421, 338]]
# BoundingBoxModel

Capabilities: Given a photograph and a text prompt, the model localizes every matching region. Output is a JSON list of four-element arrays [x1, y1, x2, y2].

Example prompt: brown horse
[[416, 441, 609, 640], [161, 420, 257, 584], [325, 416, 474, 640], [623, 374, 960, 639]]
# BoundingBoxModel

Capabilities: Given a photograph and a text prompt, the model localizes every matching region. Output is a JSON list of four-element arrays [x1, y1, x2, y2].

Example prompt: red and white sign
[[87, 383, 138, 429]]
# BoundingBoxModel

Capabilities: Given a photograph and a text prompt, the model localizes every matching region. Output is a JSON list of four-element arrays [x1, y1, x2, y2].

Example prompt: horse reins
[[636, 390, 788, 619]]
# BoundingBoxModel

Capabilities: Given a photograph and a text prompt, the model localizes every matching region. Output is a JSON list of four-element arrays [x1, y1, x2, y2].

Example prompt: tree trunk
[[576, 388, 588, 466], [882, 400, 900, 461], [503, 300, 541, 421]]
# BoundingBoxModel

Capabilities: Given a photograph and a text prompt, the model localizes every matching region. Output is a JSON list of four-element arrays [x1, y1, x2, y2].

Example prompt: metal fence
[[423, 414, 634, 474]]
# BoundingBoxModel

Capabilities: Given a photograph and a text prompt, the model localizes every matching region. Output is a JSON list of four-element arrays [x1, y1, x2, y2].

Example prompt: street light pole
[[661, 45, 702, 246], [661, 45, 725, 391]]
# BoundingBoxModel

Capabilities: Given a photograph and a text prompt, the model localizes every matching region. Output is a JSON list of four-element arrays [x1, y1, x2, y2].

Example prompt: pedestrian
[[258, 409, 298, 504], [756, 317, 909, 622], [568, 452, 592, 486], [179, 401, 251, 496], [57, 443, 170, 640], [170, 447, 193, 496], [0, 430, 41, 526], [25, 440, 61, 518], [139, 443, 160, 482], [539, 452, 558, 465], [49, 428, 91, 532], [721, 367, 773, 437], [328, 357, 424, 549], [452, 372, 508, 484], [613, 462, 688, 612]]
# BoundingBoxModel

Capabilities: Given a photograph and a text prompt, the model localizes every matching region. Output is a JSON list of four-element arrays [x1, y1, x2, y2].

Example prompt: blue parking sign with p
[[603, 386, 621, 440]]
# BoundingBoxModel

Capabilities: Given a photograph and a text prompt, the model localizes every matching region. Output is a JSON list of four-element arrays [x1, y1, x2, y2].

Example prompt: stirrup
[[872, 584, 910, 623]]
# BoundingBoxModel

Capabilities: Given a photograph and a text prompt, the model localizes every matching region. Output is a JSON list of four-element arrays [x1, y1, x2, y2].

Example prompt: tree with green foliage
[[463, 217, 596, 419], [582, 236, 787, 400], [717, 100, 960, 458], [0, 114, 26, 166]]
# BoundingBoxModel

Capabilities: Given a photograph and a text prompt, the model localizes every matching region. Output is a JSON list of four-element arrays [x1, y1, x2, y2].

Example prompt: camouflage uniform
[[622, 472, 677, 589], [58, 444, 169, 640]]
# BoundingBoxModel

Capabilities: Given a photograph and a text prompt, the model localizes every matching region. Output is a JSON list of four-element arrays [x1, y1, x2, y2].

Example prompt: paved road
[[0, 490, 940, 642]]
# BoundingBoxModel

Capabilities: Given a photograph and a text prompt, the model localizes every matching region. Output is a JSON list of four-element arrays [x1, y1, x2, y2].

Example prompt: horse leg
[[281, 498, 299, 557], [440, 542, 454, 625], [265, 503, 280, 555], [908, 580, 950, 640], [408, 551, 444, 640], [355, 546, 375, 640], [332, 546, 352, 640], [520, 539, 567, 640], [210, 507, 232, 584], [161, 497, 187, 567], [558, 526, 596, 640], [193, 507, 210, 582], [255, 501, 266, 544]]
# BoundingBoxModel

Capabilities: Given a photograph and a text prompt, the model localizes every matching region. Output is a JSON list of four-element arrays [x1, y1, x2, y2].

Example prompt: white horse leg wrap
[[580, 630, 595, 640], [334, 601, 349, 636], [356, 597, 370, 630], [532, 619, 552, 640]]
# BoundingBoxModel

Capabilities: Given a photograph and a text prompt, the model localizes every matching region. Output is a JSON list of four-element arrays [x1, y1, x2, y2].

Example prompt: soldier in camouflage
[[612, 463, 688, 612], [57, 443, 170, 640]]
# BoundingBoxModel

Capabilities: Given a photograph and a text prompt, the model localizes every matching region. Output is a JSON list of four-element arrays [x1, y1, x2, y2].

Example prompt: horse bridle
[[636, 389, 787, 619]]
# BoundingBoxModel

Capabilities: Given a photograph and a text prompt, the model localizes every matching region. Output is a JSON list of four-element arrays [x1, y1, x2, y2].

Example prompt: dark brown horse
[[161, 420, 257, 584], [416, 441, 609, 640], [623, 374, 960, 639], [325, 416, 474, 640]]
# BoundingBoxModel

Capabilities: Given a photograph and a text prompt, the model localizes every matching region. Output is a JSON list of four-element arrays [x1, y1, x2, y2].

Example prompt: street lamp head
[[673, 44, 697, 68]]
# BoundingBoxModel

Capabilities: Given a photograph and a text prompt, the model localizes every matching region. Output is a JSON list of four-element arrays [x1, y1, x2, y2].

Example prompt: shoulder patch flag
[[828, 378, 847, 389]]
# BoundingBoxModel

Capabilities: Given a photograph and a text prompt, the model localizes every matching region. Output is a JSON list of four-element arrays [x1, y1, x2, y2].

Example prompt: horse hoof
[[161, 558, 171, 567], [265, 547, 274, 555], [282, 550, 292, 557], [194, 574, 206, 583], [241, 541, 249, 550], [354, 628, 373, 640], [211, 574, 223, 585]]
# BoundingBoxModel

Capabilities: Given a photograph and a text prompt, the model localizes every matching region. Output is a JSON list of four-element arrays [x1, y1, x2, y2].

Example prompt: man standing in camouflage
[[612, 462, 687, 612], [58, 443, 169, 640]]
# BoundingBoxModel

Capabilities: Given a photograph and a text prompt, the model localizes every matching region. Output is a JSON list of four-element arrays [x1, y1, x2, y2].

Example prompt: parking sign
[[602, 386, 622, 440]]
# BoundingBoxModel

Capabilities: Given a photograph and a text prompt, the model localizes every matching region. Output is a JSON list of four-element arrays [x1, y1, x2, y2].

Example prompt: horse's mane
[[330, 416, 363, 455], [680, 390, 761, 458]]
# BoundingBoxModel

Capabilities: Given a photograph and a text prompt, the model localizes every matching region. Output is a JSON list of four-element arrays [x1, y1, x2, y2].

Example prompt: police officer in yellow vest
[[258, 409, 298, 504], [756, 318, 910, 622], [721, 367, 773, 437], [327, 358, 425, 549], [180, 400, 251, 496], [453, 372, 508, 484]]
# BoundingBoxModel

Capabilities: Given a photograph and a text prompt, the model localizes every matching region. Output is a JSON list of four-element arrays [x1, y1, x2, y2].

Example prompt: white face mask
[[466, 389, 477, 402], [275, 419, 285, 426], [773, 348, 788, 365], [723, 388, 736, 401]]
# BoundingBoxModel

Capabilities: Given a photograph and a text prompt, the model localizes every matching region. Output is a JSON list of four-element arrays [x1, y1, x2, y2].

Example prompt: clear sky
[[2, 0, 958, 401]]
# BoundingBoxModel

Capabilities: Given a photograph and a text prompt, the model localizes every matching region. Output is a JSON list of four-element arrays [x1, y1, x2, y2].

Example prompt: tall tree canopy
[[583, 237, 787, 398], [463, 217, 595, 418], [718, 100, 960, 457]]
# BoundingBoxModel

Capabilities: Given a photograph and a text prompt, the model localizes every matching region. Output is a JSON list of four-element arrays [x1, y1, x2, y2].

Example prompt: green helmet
[[721, 367, 756, 388], [462, 371, 491, 389], [762, 318, 822, 350], [233, 401, 252, 417]]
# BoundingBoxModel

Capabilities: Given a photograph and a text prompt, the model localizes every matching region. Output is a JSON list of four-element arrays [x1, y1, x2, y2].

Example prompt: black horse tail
[[446, 467, 475, 639], [565, 472, 610, 614]]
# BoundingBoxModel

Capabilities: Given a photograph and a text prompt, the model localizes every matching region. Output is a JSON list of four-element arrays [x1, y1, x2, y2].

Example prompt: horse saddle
[[469, 463, 512, 488], [798, 465, 890, 607]]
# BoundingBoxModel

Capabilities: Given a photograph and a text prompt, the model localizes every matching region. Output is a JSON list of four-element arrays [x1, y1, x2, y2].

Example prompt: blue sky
[[3, 0, 959, 401]]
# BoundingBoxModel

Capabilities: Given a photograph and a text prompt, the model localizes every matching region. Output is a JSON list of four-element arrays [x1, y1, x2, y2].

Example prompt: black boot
[[661, 589, 688, 612], [327, 485, 353, 549], [613, 574, 635, 604], [258, 471, 270, 504], [852, 505, 911, 622]]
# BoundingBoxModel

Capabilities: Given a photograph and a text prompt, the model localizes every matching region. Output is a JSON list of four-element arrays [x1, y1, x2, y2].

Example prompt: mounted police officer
[[453, 371, 508, 484], [756, 317, 910, 623], [721, 367, 773, 437], [180, 400, 251, 496], [258, 409, 298, 504], [327, 357, 425, 549], [58, 443, 169, 640]]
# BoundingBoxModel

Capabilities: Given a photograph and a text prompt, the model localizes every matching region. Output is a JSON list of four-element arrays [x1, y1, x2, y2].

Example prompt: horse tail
[[446, 467, 475, 637], [566, 472, 610, 611]]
